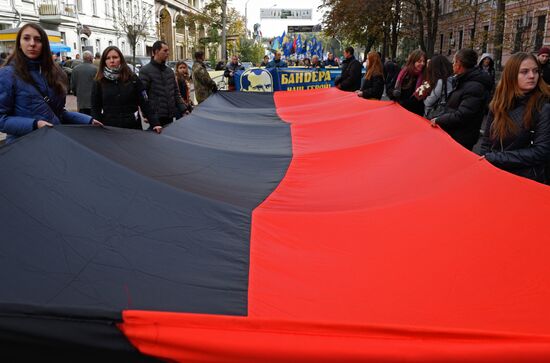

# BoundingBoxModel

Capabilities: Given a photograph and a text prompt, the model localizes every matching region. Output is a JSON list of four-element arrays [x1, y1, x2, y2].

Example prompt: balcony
[[38, 1, 78, 24]]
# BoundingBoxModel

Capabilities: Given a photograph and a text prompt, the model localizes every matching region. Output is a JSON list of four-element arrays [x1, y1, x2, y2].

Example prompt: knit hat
[[538, 47, 550, 56]]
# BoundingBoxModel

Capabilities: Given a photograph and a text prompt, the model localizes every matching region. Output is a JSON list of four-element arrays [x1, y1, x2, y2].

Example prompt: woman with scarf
[[0, 23, 101, 143], [389, 49, 427, 116], [175, 61, 193, 117], [480, 52, 550, 184], [91, 46, 160, 133]]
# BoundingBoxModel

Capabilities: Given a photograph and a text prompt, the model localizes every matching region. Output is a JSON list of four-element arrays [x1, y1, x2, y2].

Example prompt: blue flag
[[296, 34, 304, 55]]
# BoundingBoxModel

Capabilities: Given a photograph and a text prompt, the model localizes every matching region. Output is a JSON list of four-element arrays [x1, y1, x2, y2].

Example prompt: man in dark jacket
[[335, 47, 362, 92], [71, 51, 97, 115], [224, 55, 244, 91], [324, 52, 339, 67], [266, 52, 288, 68], [139, 40, 185, 126], [431, 48, 492, 150], [537, 47, 550, 84]]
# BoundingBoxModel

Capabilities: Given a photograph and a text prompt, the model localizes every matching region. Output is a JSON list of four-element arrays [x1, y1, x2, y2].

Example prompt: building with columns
[[155, 0, 214, 61]]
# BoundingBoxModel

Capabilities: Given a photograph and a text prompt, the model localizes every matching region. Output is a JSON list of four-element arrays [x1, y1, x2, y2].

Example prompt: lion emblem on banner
[[240, 68, 274, 92]]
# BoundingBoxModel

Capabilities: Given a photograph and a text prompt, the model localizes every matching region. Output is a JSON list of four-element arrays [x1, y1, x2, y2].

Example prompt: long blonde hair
[[490, 52, 550, 140]]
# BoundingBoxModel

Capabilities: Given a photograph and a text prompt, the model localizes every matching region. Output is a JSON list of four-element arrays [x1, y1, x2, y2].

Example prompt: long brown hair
[[402, 49, 426, 88], [365, 52, 384, 81], [5, 23, 67, 95], [489, 52, 550, 140], [175, 61, 190, 82], [95, 46, 132, 83]]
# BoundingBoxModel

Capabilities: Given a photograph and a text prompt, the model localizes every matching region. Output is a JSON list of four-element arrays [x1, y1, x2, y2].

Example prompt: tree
[[114, 1, 153, 67], [237, 37, 265, 65], [320, 0, 400, 60], [183, 0, 246, 61], [405, 0, 440, 57], [493, 0, 506, 70]]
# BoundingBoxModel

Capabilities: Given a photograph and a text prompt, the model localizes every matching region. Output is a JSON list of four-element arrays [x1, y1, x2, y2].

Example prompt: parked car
[[124, 55, 151, 75]]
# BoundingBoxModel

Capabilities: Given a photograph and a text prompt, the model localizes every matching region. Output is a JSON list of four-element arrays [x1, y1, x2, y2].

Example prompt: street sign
[[288, 25, 314, 33], [260, 8, 312, 20]]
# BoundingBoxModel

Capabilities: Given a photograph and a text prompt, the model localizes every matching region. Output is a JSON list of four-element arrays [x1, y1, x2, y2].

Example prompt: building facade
[[0, 0, 208, 61], [155, 0, 214, 61], [437, 0, 549, 65]]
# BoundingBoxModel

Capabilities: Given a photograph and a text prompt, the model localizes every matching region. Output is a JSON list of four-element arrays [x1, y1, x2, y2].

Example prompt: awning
[[50, 42, 71, 53]]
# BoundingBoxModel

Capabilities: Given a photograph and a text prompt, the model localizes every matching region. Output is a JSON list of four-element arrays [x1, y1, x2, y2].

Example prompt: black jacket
[[480, 96, 550, 183], [91, 74, 158, 129], [392, 72, 424, 116], [335, 56, 362, 91], [359, 74, 384, 100], [436, 68, 492, 150], [541, 62, 550, 85], [139, 60, 184, 123]]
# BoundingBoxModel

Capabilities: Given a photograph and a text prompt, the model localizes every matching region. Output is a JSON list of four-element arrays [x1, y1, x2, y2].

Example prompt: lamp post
[[221, 0, 227, 61], [244, 0, 250, 38]]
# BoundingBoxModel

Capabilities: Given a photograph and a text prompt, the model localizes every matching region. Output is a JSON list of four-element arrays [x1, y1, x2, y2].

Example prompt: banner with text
[[235, 67, 342, 92]]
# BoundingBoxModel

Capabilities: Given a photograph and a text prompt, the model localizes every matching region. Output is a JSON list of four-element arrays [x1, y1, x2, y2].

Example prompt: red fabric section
[[121, 88, 550, 361]]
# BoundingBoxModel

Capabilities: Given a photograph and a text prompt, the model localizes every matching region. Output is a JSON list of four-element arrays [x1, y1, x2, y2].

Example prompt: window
[[108, 40, 113, 46], [60, 31, 66, 44], [535, 15, 546, 51], [458, 30, 463, 50], [76, 0, 83, 13], [105, 0, 111, 17], [470, 28, 475, 48], [513, 20, 524, 53], [448, 32, 453, 56], [93, 0, 97, 15], [482, 25, 489, 53], [95, 39, 101, 53], [439, 34, 443, 53]]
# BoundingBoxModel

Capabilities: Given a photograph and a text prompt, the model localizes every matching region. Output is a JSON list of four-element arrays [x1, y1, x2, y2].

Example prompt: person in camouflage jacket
[[192, 51, 217, 104]]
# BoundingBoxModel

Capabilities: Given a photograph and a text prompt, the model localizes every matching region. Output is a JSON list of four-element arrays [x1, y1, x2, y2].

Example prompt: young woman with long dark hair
[[356, 52, 385, 100], [480, 52, 550, 183], [175, 61, 193, 116], [0, 23, 101, 143], [389, 49, 427, 116], [91, 46, 160, 132], [423, 55, 453, 118]]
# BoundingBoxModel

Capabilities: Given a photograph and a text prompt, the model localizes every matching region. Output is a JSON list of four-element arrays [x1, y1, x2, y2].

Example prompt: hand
[[430, 118, 437, 127], [37, 120, 53, 128], [91, 119, 103, 127], [153, 126, 162, 134], [142, 117, 149, 124]]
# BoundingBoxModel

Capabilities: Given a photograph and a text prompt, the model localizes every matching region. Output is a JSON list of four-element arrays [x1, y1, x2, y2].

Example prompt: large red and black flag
[[1, 89, 550, 362]]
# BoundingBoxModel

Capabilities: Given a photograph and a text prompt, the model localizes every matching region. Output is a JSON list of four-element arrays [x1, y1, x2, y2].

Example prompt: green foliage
[[183, 0, 245, 41], [237, 37, 265, 65]]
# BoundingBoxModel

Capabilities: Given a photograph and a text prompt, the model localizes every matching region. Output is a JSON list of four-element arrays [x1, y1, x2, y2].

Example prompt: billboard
[[260, 8, 312, 20]]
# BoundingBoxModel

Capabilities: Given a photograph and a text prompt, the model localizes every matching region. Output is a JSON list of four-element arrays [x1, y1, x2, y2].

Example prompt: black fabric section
[[0, 304, 161, 362], [0, 92, 291, 352]]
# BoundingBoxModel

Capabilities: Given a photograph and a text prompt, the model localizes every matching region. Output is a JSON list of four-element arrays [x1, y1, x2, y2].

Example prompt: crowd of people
[[0, 23, 207, 143], [1, 23, 549, 184], [334, 45, 550, 184]]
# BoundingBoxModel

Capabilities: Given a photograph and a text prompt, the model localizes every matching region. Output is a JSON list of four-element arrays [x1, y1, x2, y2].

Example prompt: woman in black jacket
[[356, 52, 384, 100], [480, 52, 550, 184], [389, 49, 426, 116], [92, 46, 161, 133]]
